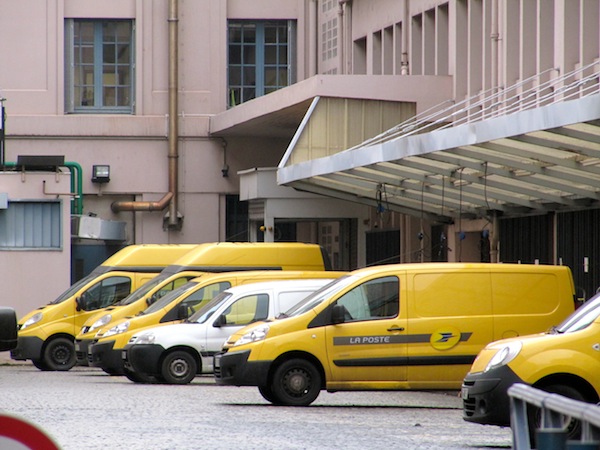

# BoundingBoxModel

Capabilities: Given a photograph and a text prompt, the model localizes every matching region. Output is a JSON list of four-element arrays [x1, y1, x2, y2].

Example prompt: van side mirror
[[0, 307, 18, 351], [331, 304, 346, 324], [177, 304, 189, 320], [213, 314, 226, 328], [75, 297, 82, 312]]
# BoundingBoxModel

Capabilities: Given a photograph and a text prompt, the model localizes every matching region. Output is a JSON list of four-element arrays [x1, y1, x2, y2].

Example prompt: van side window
[[180, 282, 231, 317], [335, 276, 399, 321], [221, 294, 270, 326], [79, 276, 131, 311]]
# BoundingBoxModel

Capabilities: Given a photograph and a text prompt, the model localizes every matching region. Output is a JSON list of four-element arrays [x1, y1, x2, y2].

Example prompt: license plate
[[75, 343, 80, 351], [461, 387, 469, 400], [214, 354, 221, 369], [121, 350, 127, 360]]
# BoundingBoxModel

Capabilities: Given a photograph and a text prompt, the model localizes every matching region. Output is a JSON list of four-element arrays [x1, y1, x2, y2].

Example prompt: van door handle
[[387, 326, 405, 332]]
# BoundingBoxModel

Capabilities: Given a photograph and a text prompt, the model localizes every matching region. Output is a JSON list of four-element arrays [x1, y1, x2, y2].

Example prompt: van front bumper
[[461, 364, 523, 427], [89, 340, 124, 374], [213, 350, 271, 386], [75, 338, 93, 366], [122, 344, 164, 376], [10, 336, 44, 361]]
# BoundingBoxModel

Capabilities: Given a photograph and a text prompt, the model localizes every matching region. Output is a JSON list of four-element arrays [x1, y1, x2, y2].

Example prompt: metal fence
[[509, 383, 600, 449]]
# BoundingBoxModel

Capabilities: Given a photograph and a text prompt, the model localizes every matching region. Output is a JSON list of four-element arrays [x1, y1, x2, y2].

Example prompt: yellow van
[[214, 263, 576, 406], [461, 290, 600, 440], [74, 242, 332, 366], [10, 244, 196, 371], [87, 270, 346, 377]]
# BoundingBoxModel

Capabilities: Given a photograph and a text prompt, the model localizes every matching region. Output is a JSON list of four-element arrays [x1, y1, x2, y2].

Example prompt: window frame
[[227, 19, 297, 107], [65, 19, 135, 114]]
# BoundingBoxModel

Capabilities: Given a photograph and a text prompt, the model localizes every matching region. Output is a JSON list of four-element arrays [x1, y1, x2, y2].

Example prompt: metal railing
[[509, 383, 600, 449], [350, 61, 600, 152]]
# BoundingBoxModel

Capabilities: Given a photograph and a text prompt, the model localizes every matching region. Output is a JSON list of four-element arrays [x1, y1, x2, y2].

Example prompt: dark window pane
[[265, 45, 277, 64], [242, 45, 255, 64], [279, 68, 289, 86], [243, 66, 256, 85], [103, 44, 115, 64], [242, 25, 256, 43], [229, 45, 241, 64], [116, 87, 130, 106], [279, 46, 288, 64], [264, 26, 278, 43], [243, 87, 255, 101], [117, 44, 130, 63], [229, 66, 241, 85], [103, 86, 116, 106], [264, 67, 277, 86]]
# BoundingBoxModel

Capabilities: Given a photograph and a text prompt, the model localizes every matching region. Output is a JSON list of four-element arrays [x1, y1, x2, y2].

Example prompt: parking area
[[0, 363, 512, 449]]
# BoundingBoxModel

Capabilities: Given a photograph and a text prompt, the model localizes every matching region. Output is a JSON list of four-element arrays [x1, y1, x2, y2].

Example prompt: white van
[[121, 278, 334, 384]]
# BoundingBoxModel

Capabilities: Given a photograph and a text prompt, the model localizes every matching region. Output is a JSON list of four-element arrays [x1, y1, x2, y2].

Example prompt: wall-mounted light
[[92, 165, 110, 183]]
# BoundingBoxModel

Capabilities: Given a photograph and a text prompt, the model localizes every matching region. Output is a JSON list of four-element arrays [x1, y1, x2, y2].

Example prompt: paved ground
[[0, 363, 512, 450]]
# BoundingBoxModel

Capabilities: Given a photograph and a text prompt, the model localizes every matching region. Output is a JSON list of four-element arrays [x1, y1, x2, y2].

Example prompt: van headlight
[[485, 341, 522, 372], [233, 324, 270, 347], [134, 333, 155, 345], [21, 312, 43, 330], [102, 321, 130, 338], [90, 314, 112, 332]]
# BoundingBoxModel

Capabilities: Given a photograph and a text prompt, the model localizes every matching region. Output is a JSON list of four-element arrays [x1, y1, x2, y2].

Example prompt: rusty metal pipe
[[112, 0, 179, 221]]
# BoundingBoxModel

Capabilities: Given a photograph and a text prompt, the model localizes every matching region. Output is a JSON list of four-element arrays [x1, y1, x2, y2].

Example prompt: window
[[0, 201, 61, 249], [335, 276, 399, 321], [78, 276, 131, 311], [221, 293, 270, 325], [228, 20, 296, 107], [65, 19, 134, 113]]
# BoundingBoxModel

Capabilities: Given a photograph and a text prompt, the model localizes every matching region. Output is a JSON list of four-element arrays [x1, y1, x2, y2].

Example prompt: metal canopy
[[279, 65, 600, 224]]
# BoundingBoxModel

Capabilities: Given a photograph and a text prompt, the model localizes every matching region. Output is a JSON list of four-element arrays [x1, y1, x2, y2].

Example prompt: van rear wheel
[[43, 337, 76, 371], [271, 358, 321, 406], [528, 384, 586, 445], [161, 351, 197, 385]]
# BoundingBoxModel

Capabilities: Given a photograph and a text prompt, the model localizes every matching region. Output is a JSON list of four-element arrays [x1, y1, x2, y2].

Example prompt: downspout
[[111, 0, 180, 229], [338, 0, 351, 74], [401, 0, 409, 75]]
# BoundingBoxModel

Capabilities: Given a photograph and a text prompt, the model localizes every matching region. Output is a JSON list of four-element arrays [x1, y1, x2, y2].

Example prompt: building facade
[[1, 0, 599, 318]]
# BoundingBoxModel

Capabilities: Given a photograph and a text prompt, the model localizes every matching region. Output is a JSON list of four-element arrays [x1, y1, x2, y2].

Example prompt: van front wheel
[[271, 358, 321, 406], [161, 351, 197, 384], [44, 337, 76, 371]]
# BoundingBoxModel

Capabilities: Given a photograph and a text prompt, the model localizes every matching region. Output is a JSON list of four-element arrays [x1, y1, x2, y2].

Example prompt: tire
[[123, 367, 159, 384], [43, 337, 76, 371], [258, 384, 280, 404], [161, 351, 197, 385], [31, 359, 50, 371], [528, 384, 586, 445], [270, 358, 321, 406]]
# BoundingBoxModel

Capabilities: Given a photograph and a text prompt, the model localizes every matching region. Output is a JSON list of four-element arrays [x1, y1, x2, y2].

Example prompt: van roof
[[100, 244, 197, 268], [353, 262, 572, 277], [219, 278, 335, 296], [188, 270, 347, 284], [163, 242, 330, 271]]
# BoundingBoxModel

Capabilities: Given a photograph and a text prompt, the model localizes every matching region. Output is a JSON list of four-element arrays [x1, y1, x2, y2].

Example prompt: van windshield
[[115, 273, 170, 306], [283, 275, 358, 317], [186, 292, 232, 324], [49, 273, 100, 304], [140, 281, 199, 315], [555, 292, 600, 333]]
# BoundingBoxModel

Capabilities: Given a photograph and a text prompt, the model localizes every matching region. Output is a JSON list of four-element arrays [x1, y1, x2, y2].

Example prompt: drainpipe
[[338, 0, 352, 74], [111, 0, 180, 229], [401, 0, 409, 75]]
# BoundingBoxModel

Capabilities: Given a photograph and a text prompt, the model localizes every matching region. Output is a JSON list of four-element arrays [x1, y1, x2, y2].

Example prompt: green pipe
[[3, 160, 83, 215]]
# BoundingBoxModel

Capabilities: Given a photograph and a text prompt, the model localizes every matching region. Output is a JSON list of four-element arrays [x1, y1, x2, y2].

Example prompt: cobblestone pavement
[[0, 363, 512, 450]]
